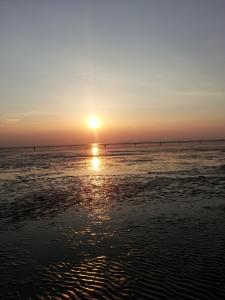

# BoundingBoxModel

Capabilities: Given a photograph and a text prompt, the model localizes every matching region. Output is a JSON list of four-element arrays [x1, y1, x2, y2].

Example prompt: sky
[[0, 0, 225, 146]]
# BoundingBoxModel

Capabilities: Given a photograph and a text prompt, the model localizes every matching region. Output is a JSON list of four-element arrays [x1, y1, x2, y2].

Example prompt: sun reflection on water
[[92, 145, 98, 156], [92, 156, 101, 171], [90, 144, 101, 172], [88, 145, 111, 223]]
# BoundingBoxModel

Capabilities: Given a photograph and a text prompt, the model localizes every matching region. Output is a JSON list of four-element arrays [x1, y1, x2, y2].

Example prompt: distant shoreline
[[0, 138, 225, 151]]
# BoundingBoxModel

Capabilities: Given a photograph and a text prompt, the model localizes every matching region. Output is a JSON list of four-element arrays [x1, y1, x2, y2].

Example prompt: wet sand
[[0, 144, 225, 299]]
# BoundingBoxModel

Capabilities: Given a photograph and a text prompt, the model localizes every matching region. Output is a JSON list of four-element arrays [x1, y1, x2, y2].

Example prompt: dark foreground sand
[[0, 146, 225, 299]]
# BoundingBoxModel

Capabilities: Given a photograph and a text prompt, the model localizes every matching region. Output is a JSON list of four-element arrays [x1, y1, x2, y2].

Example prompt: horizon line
[[0, 138, 225, 151]]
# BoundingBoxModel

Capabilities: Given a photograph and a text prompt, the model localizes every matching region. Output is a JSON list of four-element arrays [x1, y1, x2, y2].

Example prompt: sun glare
[[88, 116, 100, 129]]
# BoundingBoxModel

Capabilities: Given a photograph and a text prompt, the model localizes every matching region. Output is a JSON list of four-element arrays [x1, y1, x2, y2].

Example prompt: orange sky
[[0, 1, 225, 146], [1, 116, 224, 147]]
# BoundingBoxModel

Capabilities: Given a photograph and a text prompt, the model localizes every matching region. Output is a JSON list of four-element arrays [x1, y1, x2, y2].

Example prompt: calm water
[[0, 142, 225, 299]]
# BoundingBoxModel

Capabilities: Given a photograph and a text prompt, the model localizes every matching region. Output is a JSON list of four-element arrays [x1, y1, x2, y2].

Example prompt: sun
[[88, 116, 101, 129]]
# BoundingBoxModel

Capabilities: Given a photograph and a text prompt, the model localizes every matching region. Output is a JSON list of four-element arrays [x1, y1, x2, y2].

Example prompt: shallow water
[[0, 142, 225, 299]]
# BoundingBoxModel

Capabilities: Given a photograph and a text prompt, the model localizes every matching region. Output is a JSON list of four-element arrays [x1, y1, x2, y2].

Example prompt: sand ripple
[[1, 153, 225, 299]]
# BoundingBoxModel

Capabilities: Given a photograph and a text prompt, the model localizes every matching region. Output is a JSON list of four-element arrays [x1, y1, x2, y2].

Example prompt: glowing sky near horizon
[[0, 0, 225, 146]]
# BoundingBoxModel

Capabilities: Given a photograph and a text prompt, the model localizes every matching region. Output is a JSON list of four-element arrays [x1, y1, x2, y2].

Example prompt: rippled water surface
[[0, 142, 225, 299]]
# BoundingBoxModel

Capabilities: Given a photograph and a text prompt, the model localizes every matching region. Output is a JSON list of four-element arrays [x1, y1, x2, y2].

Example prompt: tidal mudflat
[[0, 143, 225, 299]]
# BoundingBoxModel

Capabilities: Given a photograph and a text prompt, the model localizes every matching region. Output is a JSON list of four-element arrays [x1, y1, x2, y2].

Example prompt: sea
[[0, 141, 225, 299]]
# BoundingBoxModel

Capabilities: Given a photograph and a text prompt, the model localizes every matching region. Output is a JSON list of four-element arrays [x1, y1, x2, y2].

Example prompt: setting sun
[[88, 116, 101, 130]]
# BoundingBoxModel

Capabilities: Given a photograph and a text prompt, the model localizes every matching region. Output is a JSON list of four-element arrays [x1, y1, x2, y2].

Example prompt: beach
[[0, 142, 225, 299]]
